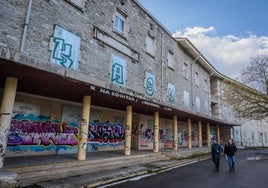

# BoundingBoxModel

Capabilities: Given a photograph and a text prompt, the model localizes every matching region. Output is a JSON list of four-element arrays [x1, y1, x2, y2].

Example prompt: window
[[264, 132, 268, 143], [222, 107, 228, 120], [194, 72, 199, 86], [114, 10, 126, 35], [183, 62, 189, 79], [184, 91, 190, 109], [204, 78, 209, 92], [66, 0, 85, 10], [168, 83, 175, 102], [204, 101, 209, 115], [146, 34, 155, 56], [110, 54, 127, 86], [167, 51, 174, 69], [195, 96, 200, 113], [259, 132, 262, 143]]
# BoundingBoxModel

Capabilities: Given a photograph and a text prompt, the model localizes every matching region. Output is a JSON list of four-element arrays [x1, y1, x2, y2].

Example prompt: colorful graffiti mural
[[88, 122, 125, 144], [7, 114, 79, 152], [87, 122, 125, 152], [178, 129, 198, 145]]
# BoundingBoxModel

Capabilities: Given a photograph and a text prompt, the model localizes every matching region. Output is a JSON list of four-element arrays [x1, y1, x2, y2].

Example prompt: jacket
[[211, 143, 223, 159], [224, 143, 237, 156]]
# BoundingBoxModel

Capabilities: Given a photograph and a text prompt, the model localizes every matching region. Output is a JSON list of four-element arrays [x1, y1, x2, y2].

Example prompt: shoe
[[229, 168, 233, 172]]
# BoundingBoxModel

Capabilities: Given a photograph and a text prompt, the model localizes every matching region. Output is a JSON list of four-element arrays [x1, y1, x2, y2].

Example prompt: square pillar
[[173, 116, 178, 151], [0, 77, 18, 168], [153, 112, 159, 152], [124, 106, 132, 155], [187, 119, 192, 149], [198, 121, 202, 148], [206, 123, 211, 147], [216, 125, 220, 143], [77, 96, 91, 160]]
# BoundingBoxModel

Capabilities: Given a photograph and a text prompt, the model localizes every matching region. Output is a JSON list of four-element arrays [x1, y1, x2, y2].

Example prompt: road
[[104, 148, 268, 188]]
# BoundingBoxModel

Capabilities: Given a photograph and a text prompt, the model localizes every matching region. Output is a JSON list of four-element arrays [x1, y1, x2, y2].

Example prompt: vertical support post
[[0, 77, 18, 168], [217, 125, 220, 143], [206, 123, 211, 147], [173, 116, 178, 151], [124, 106, 132, 155], [77, 96, 91, 160], [198, 121, 202, 148], [187, 119, 192, 149], [153, 112, 159, 152]]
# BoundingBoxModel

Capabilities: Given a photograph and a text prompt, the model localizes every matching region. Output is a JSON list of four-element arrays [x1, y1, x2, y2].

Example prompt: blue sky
[[137, 0, 268, 79]]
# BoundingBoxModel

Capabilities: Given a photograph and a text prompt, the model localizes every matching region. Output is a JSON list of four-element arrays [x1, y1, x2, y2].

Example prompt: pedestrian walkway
[[1, 147, 211, 187]]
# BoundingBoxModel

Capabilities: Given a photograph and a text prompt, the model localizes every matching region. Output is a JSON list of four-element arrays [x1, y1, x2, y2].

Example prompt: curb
[[87, 156, 210, 188]]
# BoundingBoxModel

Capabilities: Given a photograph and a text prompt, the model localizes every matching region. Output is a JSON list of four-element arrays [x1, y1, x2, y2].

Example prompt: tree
[[241, 55, 268, 94], [225, 55, 268, 120]]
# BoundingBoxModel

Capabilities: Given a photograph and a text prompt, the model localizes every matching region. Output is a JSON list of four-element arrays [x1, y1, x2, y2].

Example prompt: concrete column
[[124, 106, 132, 155], [173, 116, 178, 151], [153, 112, 159, 152], [187, 119, 192, 149], [198, 121, 202, 148], [0, 77, 18, 168], [77, 96, 91, 160], [206, 123, 211, 147], [217, 125, 220, 143]]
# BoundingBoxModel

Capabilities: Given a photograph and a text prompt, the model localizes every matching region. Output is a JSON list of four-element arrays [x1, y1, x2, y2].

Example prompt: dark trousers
[[213, 155, 220, 169]]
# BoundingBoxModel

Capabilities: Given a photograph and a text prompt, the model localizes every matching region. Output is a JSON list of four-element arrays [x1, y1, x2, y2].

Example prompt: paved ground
[[104, 148, 268, 188]]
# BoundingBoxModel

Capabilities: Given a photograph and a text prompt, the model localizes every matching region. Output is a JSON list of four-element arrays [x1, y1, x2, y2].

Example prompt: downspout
[[161, 33, 164, 99], [20, 0, 33, 53], [208, 71, 215, 116], [191, 55, 200, 111]]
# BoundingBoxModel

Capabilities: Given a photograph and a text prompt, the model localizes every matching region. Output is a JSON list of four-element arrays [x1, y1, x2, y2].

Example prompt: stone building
[[0, 0, 266, 168]]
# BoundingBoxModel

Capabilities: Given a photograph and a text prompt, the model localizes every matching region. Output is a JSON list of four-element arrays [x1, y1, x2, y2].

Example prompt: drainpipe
[[161, 33, 164, 99], [208, 71, 215, 116], [191, 55, 200, 111], [20, 0, 33, 53]]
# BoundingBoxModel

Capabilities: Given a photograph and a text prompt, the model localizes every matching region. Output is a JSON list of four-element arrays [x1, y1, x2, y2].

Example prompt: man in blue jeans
[[224, 139, 237, 171]]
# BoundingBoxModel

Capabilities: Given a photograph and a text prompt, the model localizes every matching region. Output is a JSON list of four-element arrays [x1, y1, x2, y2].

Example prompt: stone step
[[7, 153, 169, 186]]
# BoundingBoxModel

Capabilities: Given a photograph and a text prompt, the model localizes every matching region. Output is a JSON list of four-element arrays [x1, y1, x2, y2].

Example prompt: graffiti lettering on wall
[[88, 122, 125, 145], [178, 130, 198, 145], [144, 128, 166, 141], [7, 114, 79, 152]]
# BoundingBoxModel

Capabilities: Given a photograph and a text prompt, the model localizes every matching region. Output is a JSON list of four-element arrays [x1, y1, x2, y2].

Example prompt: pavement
[[1, 147, 212, 188]]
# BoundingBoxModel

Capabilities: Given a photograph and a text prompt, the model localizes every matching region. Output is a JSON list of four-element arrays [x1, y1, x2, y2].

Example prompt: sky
[[137, 0, 268, 79]]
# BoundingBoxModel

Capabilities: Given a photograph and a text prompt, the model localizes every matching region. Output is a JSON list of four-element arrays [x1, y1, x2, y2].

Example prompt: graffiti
[[145, 72, 155, 96], [144, 128, 165, 141], [110, 55, 126, 86], [51, 25, 81, 70], [183, 130, 198, 141], [178, 130, 184, 145], [178, 130, 198, 145], [7, 114, 79, 152], [52, 37, 74, 69], [0, 129, 9, 144], [88, 122, 125, 145], [91, 144, 98, 151]]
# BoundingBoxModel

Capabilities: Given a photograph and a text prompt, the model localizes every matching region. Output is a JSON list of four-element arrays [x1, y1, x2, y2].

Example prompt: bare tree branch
[[225, 55, 268, 120]]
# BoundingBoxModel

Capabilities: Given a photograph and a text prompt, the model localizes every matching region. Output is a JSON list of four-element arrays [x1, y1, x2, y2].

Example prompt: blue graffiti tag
[[52, 37, 74, 69]]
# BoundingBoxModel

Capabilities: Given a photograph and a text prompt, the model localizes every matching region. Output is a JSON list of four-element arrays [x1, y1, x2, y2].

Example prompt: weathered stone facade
[[1, 0, 267, 161]]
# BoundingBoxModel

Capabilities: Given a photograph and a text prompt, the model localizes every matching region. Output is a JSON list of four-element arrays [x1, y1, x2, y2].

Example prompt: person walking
[[224, 139, 237, 171], [211, 138, 223, 171]]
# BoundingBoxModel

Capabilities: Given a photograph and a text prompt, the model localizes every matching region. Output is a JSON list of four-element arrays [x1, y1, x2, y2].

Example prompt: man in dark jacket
[[224, 139, 237, 171], [211, 139, 223, 170]]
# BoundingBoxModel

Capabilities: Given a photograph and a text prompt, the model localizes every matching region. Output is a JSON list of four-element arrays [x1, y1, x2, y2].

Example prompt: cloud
[[173, 26, 268, 79]]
